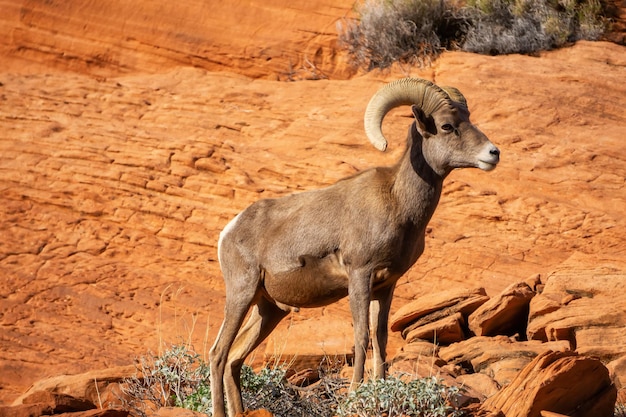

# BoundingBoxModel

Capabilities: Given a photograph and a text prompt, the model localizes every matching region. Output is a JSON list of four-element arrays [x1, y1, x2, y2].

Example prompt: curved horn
[[441, 86, 468, 108], [364, 78, 465, 152]]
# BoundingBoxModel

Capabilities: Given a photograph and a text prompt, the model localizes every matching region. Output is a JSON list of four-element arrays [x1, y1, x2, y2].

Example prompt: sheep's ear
[[412, 105, 436, 138]]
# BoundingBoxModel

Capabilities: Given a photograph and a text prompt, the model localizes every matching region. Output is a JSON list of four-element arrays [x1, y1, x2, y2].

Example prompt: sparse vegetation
[[119, 344, 465, 417], [338, 0, 607, 70], [461, 0, 606, 54], [337, 0, 460, 69], [337, 375, 464, 417], [119, 344, 212, 416], [240, 364, 344, 417]]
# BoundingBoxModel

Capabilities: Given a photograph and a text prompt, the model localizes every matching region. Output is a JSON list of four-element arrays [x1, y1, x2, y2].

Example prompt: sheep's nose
[[490, 147, 500, 157]]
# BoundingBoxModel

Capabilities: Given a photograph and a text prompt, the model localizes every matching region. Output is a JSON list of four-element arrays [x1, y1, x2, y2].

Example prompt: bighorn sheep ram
[[210, 78, 500, 417]]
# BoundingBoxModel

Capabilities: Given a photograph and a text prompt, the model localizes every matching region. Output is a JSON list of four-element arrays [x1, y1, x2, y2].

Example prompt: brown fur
[[210, 100, 500, 417]]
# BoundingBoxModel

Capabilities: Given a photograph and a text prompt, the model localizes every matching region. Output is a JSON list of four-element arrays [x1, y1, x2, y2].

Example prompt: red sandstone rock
[[263, 315, 354, 374], [481, 351, 616, 417], [608, 355, 626, 390], [404, 312, 465, 345], [539, 412, 570, 417], [394, 339, 440, 358], [527, 253, 626, 365], [468, 281, 535, 337], [390, 341, 446, 376], [390, 287, 488, 333], [0, 0, 357, 80], [456, 373, 500, 399], [0, 402, 53, 417], [60, 410, 129, 417], [21, 390, 94, 412], [439, 336, 570, 386], [0, 404, 128, 417], [235, 410, 274, 417], [12, 366, 136, 409], [154, 407, 209, 417], [389, 342, 487, 405], [463, 403, 505, 417]]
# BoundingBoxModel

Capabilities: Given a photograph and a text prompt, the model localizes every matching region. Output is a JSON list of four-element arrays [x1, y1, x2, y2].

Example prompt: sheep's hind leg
[[209, 299, 251, 417], [210, 268, 260, 417], [370, 283, 395, 379], [224, 297, 289, 416]]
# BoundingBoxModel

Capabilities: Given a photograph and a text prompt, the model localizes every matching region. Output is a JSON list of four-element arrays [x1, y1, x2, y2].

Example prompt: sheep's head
[[364, 78, 500, 176]]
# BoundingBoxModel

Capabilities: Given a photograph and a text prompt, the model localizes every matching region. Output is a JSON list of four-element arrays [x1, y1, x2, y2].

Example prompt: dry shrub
[[119, 344, 211, 417], [119, 345, 466, 417], [462, 0, 606, 54], [337, 0, 459, 70], [338, 0, 606, 68]]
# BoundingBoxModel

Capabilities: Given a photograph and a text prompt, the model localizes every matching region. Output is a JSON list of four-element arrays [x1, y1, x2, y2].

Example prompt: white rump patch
[[217, 212, 242, 265]]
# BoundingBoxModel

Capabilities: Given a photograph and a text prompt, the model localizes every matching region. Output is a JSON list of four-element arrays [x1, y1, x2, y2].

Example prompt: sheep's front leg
[[348, 270, 372, 387], [370, 283, 395, 379]]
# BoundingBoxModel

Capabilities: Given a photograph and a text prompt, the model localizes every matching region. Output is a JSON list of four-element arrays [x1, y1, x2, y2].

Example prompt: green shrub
[[241, 364, 344, 417], [120, 345, 342, 417], [120, 344, 212, 417], [120, 345, 468, 417], [240, 364, 287, 393], [337, 375, 464, 417]]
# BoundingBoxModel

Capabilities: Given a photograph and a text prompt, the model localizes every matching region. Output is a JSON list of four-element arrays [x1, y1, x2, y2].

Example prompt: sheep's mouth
[[478, 160, 498, 171]]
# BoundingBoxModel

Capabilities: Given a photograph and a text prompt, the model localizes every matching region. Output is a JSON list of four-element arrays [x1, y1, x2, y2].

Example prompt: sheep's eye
[[441, 124, 454, 133]]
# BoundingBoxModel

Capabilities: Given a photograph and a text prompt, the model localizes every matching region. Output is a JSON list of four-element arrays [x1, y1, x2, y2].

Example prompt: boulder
[[393, 339, 440, 358], [0, 404, 128, 417], [404, 312, 465, 345], [574, 327, 626, 360], [439, 336, 570, 387], [21, 390, 94, 412], [390, 340, 446, 378], [468, 281, 536, 337], [12, 365, 136, 409], [481, 350, 616, 417], [607, 355, 626, 389], [455, 373, 500, 399], [390, 287, 488, 333], [527, 253, 626, 363], [0, 402, 53, 417]]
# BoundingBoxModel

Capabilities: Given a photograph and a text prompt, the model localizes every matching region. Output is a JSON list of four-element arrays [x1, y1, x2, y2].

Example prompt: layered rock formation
[[482, 351, 616, 417], [0, 0, 355, 79], [385, 260, 624, 415]]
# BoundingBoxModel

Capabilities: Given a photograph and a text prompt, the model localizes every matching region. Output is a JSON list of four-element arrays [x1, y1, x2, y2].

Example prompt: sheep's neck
[[391, 126, 443, 229]]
